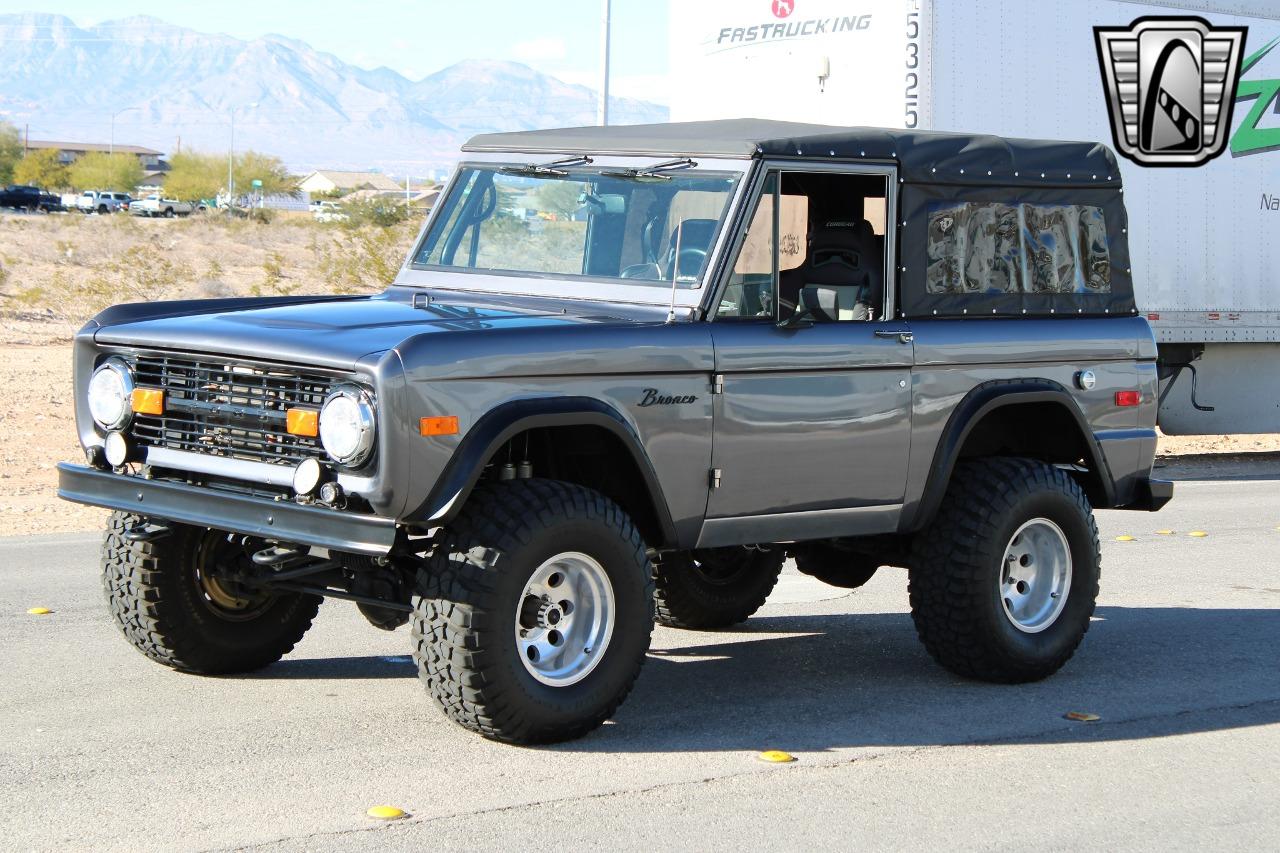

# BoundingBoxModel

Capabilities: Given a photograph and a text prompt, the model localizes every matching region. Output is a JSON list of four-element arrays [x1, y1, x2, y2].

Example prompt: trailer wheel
[[908, 458, 1100, 683], [102, 511, 320, 674], [413, 479, 654, 744]]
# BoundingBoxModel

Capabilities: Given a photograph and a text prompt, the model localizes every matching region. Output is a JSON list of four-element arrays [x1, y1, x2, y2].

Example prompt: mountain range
[[0, 12, 668, 174]]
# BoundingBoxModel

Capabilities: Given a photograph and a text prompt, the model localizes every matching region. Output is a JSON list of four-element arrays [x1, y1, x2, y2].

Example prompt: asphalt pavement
[[1, 475, 1277, 851]]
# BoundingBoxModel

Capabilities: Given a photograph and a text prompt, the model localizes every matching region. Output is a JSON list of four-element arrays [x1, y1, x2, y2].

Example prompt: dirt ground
[[2, 212, 1277, 537]]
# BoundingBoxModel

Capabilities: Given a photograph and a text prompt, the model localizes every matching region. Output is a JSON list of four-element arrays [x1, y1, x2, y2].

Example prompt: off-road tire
[[412, 479, 654, 744], [102, 511, 321, 674], [794, 544, 880, 589], [653, 547, 784, 629], [908, 457, 1100, 683]]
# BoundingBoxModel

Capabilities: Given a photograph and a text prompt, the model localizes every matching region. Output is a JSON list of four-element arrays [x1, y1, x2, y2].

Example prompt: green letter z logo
[[1231, 36, 1280, 157]]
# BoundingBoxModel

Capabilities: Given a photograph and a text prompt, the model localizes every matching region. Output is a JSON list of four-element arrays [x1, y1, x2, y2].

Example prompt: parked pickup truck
[[0, 184, 62, 211], [58, 119, 1171, 744], [75, 191, 132, 214], [129, 194, 193, 218]]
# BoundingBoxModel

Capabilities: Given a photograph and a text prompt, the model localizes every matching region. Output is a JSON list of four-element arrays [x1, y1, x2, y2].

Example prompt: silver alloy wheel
[[1000, 518, 1072, 633], [515, 552, 616, 687]]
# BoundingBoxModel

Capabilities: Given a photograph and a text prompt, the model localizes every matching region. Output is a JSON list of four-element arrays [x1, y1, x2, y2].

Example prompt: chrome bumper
[[57, 462, 399, 555]]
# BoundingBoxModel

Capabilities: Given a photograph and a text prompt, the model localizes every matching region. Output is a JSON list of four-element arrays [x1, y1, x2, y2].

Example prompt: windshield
[[412, 164, 740, 288]]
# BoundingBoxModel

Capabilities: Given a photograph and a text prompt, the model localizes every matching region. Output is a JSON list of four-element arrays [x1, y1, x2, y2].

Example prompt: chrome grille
[[129, 355, 337, 467]]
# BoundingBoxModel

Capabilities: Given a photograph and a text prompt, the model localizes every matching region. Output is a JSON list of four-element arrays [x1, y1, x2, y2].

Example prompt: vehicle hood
[[91, 291, 655, 370]]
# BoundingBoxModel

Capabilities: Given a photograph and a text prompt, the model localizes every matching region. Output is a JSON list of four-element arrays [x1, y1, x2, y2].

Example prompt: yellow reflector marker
[[1115, 535, 1135, 542], [130, 388, 164, 415], [420, 416, 459, 436], [1155, 530, 1174, 535], [366, 805, 407, 820], [1064, 712, 1101, 722], [756, 750, 796, 764], [27, 607, 52, 615], [1188, 531, 1208, 538], [286, 408, 319, 437]]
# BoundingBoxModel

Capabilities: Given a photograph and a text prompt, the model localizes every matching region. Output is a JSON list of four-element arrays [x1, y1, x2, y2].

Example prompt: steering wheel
[[671, 247, 708, 280], [620, 263, 662, 280]]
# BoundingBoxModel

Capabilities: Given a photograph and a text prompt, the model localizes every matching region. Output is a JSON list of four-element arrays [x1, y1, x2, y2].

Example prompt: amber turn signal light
[[130, 388, 164, 415], [420, 416, 459, 436], [286, 408, 319, 437]]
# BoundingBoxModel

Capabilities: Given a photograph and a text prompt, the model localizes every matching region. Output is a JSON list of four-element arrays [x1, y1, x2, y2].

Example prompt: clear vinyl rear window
[[926, 202, 1111, 296]]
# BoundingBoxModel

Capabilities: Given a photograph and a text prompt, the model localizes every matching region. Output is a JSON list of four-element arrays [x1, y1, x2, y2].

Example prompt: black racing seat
[[780, 221, 882, 320]]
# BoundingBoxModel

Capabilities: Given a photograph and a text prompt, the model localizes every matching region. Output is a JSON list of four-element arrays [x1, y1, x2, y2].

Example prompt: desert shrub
[[339, 197, 413, 228], [252, 250, 300, 296], [317, 222, 415, 293], [8, 244, 190, 318]]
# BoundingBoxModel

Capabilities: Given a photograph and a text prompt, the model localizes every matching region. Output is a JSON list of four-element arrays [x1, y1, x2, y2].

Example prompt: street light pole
[[110, 107, 140, 156], [227, 103, 259, 209], [228, 108, 236, 205], [598, 0, 611, 126]]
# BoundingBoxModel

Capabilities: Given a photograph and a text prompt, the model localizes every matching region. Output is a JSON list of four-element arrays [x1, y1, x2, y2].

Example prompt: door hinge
[[709, 468, 722, 489], [711, 374, 724, 395]]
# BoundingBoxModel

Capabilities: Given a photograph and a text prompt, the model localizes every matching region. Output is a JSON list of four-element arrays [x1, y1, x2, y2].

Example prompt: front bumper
[[57, 463, 400, 555]]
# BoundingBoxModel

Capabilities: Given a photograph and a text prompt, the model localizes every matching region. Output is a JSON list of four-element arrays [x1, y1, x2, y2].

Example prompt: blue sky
[[0, 0, 671, 101]]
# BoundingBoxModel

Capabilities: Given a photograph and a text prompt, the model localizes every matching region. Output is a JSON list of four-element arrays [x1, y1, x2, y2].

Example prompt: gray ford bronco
[[58, 119, 1171, 744]]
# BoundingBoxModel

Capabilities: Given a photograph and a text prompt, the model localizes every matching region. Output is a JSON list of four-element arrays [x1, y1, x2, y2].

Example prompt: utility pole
[[228, 108, 236, 205], [23, 123, 28, 155], [598, 0, 611, 126]]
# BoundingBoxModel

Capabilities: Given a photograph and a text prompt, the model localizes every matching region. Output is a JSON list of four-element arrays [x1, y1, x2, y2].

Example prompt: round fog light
[[103, 431, 131, 467], [318, 481, 344, 506], [292, 458, 323, 495]]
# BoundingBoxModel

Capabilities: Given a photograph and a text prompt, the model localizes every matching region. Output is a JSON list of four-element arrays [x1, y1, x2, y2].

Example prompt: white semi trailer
[[669, 0, 1280, 434]]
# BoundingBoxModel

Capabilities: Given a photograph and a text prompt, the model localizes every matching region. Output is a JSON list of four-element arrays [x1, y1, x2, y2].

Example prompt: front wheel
[[102, 512, 321, 674], [653, 547, 783, 629], [412, 480, 654, 744], [908, 457, 1100, 683]]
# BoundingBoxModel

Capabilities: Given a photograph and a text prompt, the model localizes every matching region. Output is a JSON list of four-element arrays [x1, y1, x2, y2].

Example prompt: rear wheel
[[412, 479, 654, 744], [102, 512, 320, 674], [907, 457, 1100, 683], [653, 547, 784, 629]]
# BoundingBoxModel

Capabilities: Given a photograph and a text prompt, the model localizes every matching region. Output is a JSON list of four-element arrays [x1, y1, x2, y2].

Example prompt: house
[[297, 169, 402, 195], [26, 140, 167, 171]]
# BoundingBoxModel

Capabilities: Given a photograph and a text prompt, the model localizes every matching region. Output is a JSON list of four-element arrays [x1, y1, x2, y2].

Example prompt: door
[[706, 166, 913, 522]]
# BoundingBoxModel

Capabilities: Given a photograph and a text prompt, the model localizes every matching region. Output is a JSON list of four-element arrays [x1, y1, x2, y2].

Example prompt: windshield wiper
[[498, 155, 594, 178], [600, 158, 698, 181]]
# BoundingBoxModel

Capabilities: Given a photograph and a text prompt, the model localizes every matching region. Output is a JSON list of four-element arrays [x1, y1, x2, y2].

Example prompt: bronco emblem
[[1094, 17, 1247, 167], [638, 388, 698, 407]]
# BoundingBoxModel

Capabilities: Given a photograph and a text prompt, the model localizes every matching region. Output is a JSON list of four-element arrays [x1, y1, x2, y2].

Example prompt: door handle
[[875, 329, 914, 344]]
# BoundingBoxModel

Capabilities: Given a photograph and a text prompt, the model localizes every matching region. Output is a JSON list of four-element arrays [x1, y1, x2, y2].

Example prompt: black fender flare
[[411, 397, 679, 546], [902, 379, 1116, 532]]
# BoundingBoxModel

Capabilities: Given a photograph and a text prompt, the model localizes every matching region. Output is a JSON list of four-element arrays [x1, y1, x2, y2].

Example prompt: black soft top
[[463, 119, 1122, 189]]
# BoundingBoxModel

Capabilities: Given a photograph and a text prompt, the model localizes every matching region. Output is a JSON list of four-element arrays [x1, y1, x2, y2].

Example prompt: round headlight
[[88, 358, 134, 430], [319, 388, 375, 466]]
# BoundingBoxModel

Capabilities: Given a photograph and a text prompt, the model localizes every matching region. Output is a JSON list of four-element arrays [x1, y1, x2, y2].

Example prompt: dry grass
[[0, 212, 418, 344]]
